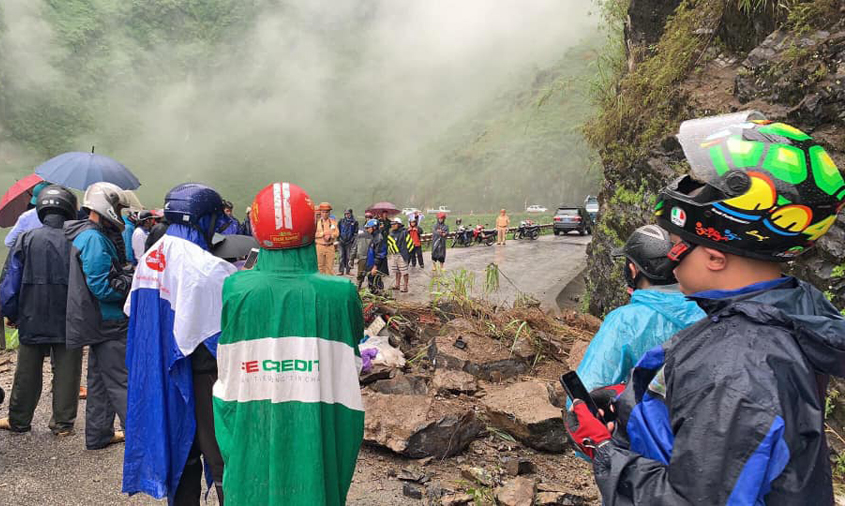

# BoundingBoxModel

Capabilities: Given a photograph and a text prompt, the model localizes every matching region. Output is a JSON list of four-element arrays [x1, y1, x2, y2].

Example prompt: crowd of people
[[0, 112, 844, 505]]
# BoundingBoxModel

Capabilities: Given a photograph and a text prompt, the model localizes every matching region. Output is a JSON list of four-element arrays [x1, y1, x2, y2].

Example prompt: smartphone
[[560, 371, 603, 422], [243, 248, 259, 270]]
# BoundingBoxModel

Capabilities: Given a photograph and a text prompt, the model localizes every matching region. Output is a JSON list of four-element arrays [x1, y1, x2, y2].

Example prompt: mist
[[0, 0, 599, 214]]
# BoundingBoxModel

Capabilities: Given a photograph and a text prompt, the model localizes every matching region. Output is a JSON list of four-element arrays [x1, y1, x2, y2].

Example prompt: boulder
[[459, 466, 495, 487], [495, 477, 537, 506], [483, 381, 567, 452], [535, 491, 588, 506], [441, 493, 474, 506], [363, 392, 483, 458], [501, 457, 536, 477], [566, 339, 590, 371], [403, 482, 424, 500], [432, 369, 478, 394], [369, 373, 428, 395], [428, 333, 530, 382]]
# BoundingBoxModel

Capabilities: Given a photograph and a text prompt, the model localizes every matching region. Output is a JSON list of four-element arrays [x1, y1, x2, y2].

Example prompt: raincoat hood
[[63, 218, 101, 242], [629, 285, 704, 326], [693, 277, 845, 377], [255, 244, 318, 274]]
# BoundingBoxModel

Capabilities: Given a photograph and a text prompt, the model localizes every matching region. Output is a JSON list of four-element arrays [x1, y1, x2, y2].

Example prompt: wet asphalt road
[[396, 233, 591, 310], [0, 233, 590, 505]]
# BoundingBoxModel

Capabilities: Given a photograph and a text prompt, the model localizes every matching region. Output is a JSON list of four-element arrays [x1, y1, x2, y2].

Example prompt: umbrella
[[366, 201, 401, 216], [211, 234, 259, 260], [35, 150, 140, 191], [0, 174, 44, 227]]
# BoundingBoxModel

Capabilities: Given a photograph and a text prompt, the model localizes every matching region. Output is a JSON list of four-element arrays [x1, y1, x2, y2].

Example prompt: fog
[[0, 0, 598, 213]]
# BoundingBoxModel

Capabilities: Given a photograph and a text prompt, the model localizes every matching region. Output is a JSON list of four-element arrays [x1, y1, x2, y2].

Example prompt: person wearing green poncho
[[213, 182, 364, 505]]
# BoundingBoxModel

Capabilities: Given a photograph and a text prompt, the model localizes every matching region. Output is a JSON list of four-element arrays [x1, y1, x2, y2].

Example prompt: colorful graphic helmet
[[612, 225, 677, 288], [164, 183, 224, 226], [83, 182, 129, 230], [36, 185, 78, 222], [656, 111, 845, 261], [252, 182, 316, 249]]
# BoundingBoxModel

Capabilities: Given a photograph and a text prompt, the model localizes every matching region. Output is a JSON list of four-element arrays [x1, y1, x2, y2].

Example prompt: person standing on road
[[495, 209, 510, 245], [0, 186, 82, 436], [355, 222, 373, 289], [315, 202, 338, 275], [217, 200, 240, 235], [122, 183, 236, 505], [387, 218, 415, 293], [239, 207, 253, 237], [408, 219, 424, 269], [430, 213, 449, 273], [366, 219, 388, 294], [64, 182, 133, 450], [131, 211, 158, 262], [338, 209, 358, 275], [213, 182, 364, 505]]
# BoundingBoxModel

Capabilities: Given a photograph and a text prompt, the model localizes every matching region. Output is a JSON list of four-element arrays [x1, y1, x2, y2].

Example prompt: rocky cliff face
[[585, 0, 845, 317]]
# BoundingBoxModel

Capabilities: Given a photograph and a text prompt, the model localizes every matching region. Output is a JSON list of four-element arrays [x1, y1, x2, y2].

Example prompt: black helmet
[[613, 225, 677, 288], [656, 111, 845, 261], [36, 185, 78, 222]]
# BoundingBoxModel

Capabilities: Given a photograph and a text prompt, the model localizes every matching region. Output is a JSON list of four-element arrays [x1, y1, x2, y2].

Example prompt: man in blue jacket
[[338, 209, 358, 276], [64, 182, 133, 450], [575, 225, 704, 393], [566, 113, 845, 505], [0, 186, 82, 435]]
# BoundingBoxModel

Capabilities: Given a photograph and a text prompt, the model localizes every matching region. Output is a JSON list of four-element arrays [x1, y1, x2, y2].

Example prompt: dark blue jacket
[[339, 216, 359, 244], [366, 233, 388, 272], [594, 277, 845, 505], [218, 215, 240, 236], [0, 214, 71, 345], [64, 219, 131, 348]]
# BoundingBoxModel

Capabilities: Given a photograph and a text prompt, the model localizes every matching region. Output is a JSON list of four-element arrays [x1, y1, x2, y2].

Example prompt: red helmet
[[251, 182, 316, 249], [437, 212, 446, 220]]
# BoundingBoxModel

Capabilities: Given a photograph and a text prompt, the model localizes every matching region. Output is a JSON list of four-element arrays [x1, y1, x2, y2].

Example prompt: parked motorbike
[[515, 220, 540, 240], [473, 224, 496, 246], [451, 223, 474, 247]]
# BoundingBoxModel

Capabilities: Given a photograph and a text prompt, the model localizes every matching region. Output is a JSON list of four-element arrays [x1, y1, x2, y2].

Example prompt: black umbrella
[[211, 234, 259, 260]]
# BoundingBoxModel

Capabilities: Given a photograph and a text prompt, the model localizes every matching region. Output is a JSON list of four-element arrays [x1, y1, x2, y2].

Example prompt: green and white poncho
[[213, 245, 364, 505]]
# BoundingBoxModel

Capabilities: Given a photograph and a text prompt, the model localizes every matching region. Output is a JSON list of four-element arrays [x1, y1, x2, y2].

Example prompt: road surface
[[0, 234, 591, 505], [384, 234, 591, 311]]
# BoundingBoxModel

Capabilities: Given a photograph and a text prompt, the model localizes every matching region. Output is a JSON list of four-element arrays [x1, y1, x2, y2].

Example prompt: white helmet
[[83, 182, 129, 230]]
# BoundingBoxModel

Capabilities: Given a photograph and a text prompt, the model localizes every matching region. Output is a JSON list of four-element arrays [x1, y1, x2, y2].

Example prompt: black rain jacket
[[594, 277, 845, 505]]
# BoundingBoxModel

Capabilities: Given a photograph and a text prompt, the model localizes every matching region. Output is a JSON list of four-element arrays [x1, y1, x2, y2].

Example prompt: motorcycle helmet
[[437, 212, 446, 220], [164, 183, 224, 226], [83, 182, 129, 230], [365, 219, 379, 229], [612, 225, 677, 289], [656, 111, 845, 261], [317, 202, 332, 212], [36, 185, 77, 222], [251, 182, 316, 249]]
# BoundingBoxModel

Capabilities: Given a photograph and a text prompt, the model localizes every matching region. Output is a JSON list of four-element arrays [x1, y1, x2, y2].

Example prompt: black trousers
[[338, 242, 355, 274], [409, 247, 424, 267], [85, 337, 128, 449], [173, 346, 225, 506], [8, 343, 82, 433]]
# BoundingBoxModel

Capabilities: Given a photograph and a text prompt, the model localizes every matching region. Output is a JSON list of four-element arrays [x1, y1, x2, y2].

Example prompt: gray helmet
[[36, 185, 78, 221], [83, 182, 128, 230], [612, 225, 677, 288]]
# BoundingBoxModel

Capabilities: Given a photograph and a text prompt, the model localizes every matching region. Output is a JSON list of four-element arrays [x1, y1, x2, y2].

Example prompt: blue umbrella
[[35, 149, 140, 190]]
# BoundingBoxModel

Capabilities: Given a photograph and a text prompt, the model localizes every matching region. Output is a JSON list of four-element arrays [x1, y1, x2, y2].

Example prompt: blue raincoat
[[122, 218, 236, 502], [575, 286, 704, 393]]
